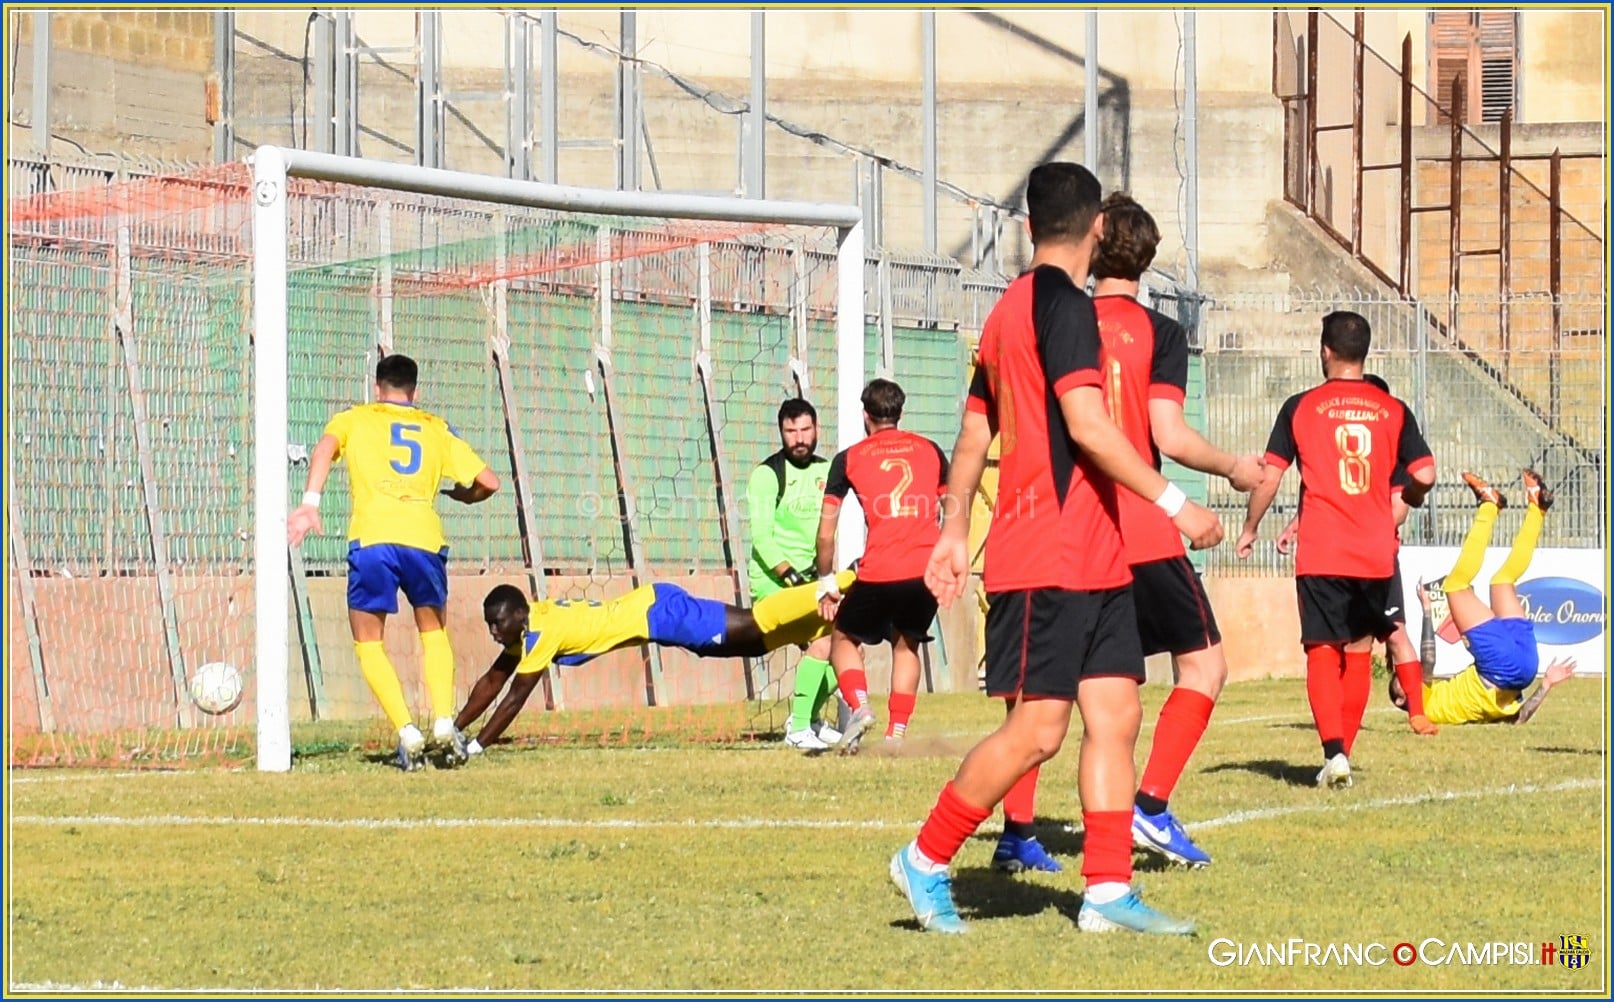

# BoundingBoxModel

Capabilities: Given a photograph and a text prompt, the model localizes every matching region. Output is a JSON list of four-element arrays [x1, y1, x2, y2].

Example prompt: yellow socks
[[1443, 502, 1498, 594], [754, 569, 857, 634], [419, 628, 457, 722], [1493, 504, 1544, 585], [354, 640, 412, 731]]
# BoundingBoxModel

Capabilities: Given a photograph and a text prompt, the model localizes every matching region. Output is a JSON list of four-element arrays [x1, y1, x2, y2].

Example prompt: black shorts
[[834, 578, 937, 646], [1131, 556, 1222, 657], [983, 586, 1145, 699], [1386, 557, 1407, 627], [1296, 575, 1396, 645]]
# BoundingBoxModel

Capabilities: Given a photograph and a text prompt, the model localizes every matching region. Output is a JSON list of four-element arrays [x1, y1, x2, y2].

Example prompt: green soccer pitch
[[7, 678, 1605, 992]]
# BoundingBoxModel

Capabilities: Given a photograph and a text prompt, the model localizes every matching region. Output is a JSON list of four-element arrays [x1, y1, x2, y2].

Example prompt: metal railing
[[1272, 9, 1605, 443]]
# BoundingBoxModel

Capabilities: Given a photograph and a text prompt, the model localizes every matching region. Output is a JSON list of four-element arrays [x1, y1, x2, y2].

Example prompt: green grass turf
[[7, 679, 1607, 992]]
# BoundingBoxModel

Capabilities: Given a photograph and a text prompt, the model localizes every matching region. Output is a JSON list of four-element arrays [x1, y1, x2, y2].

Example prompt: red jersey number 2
[[880, 457, 920, 517]]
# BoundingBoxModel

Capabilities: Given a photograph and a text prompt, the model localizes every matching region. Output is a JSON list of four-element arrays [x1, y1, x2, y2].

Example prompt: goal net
[[8, 152, 865, 770]]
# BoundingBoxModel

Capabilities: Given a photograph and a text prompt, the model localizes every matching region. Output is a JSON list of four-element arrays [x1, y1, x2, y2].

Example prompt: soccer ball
[[189, 661, 244, 715]]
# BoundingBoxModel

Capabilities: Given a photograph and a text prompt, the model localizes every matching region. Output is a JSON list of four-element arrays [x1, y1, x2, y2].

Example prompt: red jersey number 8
[[1335, 422, 1373, 495]]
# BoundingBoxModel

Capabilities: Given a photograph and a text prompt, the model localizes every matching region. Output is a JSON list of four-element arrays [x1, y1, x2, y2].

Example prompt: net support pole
[[788, 241, 810, 398], [376, 201, 394, 355], [9, 496, 54, 732], [252, 146, 293, 773], [287, 543, 326, 721], [693, 242, 761, 700], [834, 222, 866, 567], [488, 213, 562, 711], [596, 226, 665, 706], [113, 226, 193, 730]]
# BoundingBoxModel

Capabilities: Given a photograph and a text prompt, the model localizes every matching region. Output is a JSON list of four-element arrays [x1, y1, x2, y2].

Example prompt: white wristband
[[1154, 482, 1188, 518], [301, 491, 322, 508], [816, 574, 843, 600]]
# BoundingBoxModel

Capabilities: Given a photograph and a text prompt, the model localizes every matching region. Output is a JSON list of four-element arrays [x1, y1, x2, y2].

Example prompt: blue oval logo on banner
[[1516, 577, 1605, 645]]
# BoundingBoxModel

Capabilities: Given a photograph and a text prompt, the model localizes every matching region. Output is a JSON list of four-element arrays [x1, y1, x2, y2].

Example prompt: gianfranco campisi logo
[[1207, 937, 1588, 968], [1516, 577, 1605, 645]]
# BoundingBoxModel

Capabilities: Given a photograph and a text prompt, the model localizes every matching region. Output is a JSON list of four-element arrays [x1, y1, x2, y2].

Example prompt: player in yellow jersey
[[453, 570, 856, 751], [287, 354, 501, 770], [1388, 469, 1577, 726]]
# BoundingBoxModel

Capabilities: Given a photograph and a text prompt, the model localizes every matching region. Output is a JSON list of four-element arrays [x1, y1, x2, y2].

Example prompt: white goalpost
[[249, 147, 866, 772]]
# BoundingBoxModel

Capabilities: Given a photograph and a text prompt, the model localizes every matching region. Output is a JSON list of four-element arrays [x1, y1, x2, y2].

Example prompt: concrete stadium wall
[[7, 571, 984, 734], [14, 8, 1599, 274]]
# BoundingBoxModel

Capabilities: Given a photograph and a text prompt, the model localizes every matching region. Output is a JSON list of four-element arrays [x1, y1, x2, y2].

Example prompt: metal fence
[[1197, 288, 1606, 577]]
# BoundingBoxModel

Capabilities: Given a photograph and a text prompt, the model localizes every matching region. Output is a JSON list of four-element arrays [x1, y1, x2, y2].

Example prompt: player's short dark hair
[[1320, 311, 1372, 363], [861, 378, 904, 424], [1090, 192, 1159, 281], [483, 583, 526, 617], [777, 398, 817, 426], [1363, 373, 1390, 393], [1025, 162, 1103, 246], [376, 354, 419, 392]]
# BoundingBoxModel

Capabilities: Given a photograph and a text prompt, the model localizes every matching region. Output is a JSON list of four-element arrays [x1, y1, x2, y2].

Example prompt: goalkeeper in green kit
[[748, 398, 844, 751]]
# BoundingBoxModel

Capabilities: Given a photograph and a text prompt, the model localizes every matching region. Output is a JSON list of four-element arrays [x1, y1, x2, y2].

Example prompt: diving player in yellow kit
[[454, 570, 856, 751]]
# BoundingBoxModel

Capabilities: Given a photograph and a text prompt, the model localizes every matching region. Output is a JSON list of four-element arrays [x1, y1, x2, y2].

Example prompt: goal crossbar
[[250, 145, 866, 772]]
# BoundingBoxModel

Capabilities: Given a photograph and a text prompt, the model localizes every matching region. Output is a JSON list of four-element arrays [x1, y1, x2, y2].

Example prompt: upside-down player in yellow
[[1389, 469, 1577, 726], [453, 570, 857, 752]]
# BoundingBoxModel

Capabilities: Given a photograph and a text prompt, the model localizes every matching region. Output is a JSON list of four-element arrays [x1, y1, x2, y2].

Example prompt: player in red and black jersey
[[977, 194, 1265, 873], [1087, 194, 1264, 867], [813, 379, 948, 752], [1278, 374, 1440, 739], [888, 162, 1222, 937], [1237, 312, 1435, 789]]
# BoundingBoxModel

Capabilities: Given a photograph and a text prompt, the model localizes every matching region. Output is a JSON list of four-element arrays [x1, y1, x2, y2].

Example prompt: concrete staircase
[[1194, 201, 1603, 551]]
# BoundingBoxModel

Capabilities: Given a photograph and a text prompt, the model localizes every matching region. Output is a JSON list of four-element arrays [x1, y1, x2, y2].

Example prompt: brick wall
[[10, 11, 213, 161]]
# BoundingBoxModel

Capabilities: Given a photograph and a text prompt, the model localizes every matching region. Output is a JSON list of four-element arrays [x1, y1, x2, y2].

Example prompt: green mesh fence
[[9, 169, 977, 761]]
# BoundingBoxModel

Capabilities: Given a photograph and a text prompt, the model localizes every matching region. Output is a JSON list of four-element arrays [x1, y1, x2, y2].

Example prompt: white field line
[[10, 776, 1599, 836], [5, 707, 1403, 786], [1185, 776, 1603, 832], [10, 780, 1602, 994]]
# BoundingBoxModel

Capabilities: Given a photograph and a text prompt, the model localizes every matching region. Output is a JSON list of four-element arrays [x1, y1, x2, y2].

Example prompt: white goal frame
[[250, 146, 866, 772]]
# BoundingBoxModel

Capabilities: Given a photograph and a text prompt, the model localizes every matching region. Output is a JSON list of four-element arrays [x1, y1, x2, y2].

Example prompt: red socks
[[837, 669, 870, 712], [1394, 660, 1427, 717], [886, 691, 916, 739], [1080, 810, 1133, 887], [915, 782, 992, 867], [1340, 651, 1373, 755], [1138, 688, 1215, 803], [1002, 765, 1040, 826], [1305, 643, 1346, 747]]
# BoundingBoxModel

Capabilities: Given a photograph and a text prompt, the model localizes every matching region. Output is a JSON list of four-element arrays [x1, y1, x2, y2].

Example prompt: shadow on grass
[[1201, 758, 1319, 787], [357, 747, 469, 771], [885, 855, 1185, 932], [953, 866, 1085, 923], [966, 819, 1178, 874]]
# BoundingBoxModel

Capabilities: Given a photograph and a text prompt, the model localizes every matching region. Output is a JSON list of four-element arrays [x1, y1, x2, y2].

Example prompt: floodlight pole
[[248, 146, 864, 771]]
